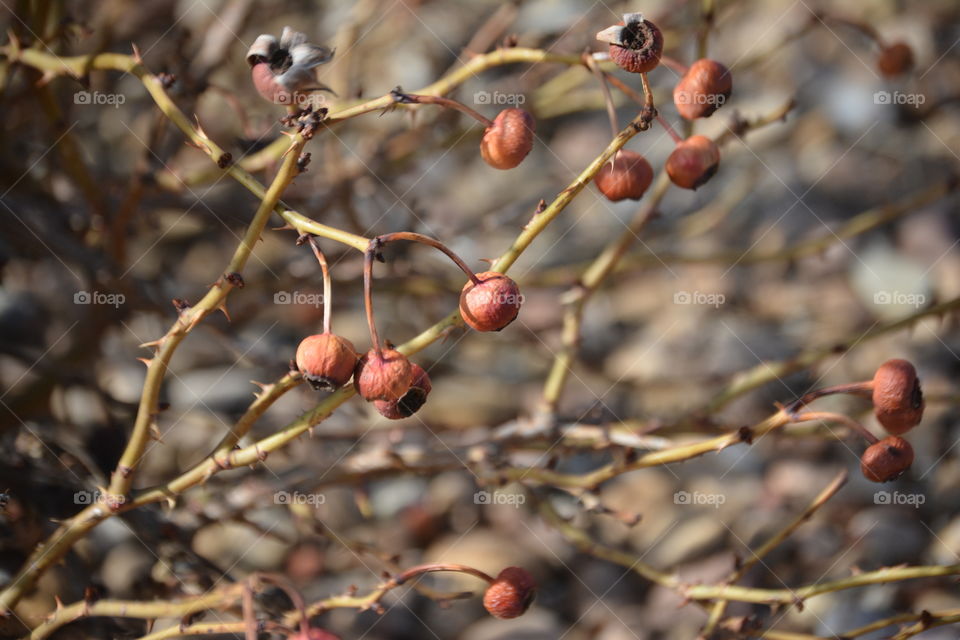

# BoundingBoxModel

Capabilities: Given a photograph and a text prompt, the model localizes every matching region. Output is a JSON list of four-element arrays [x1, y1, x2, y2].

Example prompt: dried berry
[[872, 358, 924, 435], [480, 108, 535, 170], [375, 363, 432, 419], [296, 333, 358, 391], [673, 59, 732, 120], [246, 27, 333, 105], [354, 348, 413, 402], [483, 566, 536, 619], [860, 436, 914, 482], [595, 150, 654, 201], [596, 13, 664, 74], [459, 271, 522, 332], [877, 42, 914, 77], [666, 135, 721, 190]]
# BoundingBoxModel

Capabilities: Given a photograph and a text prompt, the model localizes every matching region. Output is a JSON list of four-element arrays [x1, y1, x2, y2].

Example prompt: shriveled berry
[[375, 363, 432, 419], [673, 59, 732, 119], [666, 135, 720, 190], [480, 109, 535, 170], [596, 13, 663, 74], [877, 42, 914, 77], [460, 271, 522, 332], [595, 150, 654, 201], [860, 436, 914, 482], [296, 333, 358, 391], [354, 348, 413, 402], [872, 358, 924, 435], [483, 566, 536, 619]]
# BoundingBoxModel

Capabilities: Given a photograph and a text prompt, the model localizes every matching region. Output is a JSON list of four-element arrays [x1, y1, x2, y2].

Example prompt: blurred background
[[1, 0, 960, 638]]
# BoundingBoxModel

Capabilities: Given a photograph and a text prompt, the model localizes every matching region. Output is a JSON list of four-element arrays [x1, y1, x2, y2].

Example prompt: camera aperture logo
[[274, 291, 324, 307], [674, 490, 725, 508], [875, 490, 924, 508], [75, 90, 126, 108], [674, 290, 725, 308], [274, 491, 326, 506], [474, 90, 526, 106], [474, 490, 525, 506], [74, 291, 125, 308]]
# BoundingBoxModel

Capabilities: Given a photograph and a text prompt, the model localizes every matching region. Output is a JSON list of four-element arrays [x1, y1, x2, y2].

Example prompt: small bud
[[594, 150, 653, 201], [596, 13, 664, 74], [460, 271, 522, 332], [872, 359, 924, 435], [296, 334, 358, 391], [673, 59, 732, 120], [374, 363, 432, 419], [877, 42, 913, 77], [354, 348, 413, 402], [483, 566, 536, 619], [860, 436, 914, 482], [480, 109, 535, 170], [666, 135, 720, 190]]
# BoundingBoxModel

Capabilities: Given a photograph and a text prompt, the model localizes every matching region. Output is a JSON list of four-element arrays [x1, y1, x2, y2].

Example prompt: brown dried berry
[[459, 271, 522, 332], [666, 135, 721, 190], [877, 42, 914, 77], [374, 363, 432, 419], [673, 59, 732, 120], [354, 348, 413, 401], [860, 436, 914, 482], [480, 108, 535, 170], [597, 13, 663, 74], [483, 566, 536, 619], [595, 150, 654, 201], [872, 358, 924, 435], [296, 333, 358, 391]]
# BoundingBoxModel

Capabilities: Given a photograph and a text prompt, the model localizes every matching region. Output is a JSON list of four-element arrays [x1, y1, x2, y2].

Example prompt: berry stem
[[391, 89, 495, 128], [305, 235, 333, 335], [792, 410, 880, 444], [784, 381, 874, 415], [657, 115, 684, 144], [364, 240, 384, 359], [391, 563, 496, 586], [377, 231, 482, 285], [659, 54, 689, 75]]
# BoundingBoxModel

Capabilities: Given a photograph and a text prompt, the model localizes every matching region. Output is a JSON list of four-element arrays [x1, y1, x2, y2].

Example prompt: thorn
[[131, 43, 143, 64], [478, 257, 495, 265], [272, 223, 296, 231], [194, 115, 210, 140], [136, 357, 153, 366], [150, 424, 164, 442], [54, 596, 64, 611], [217, 301, 231, 322]]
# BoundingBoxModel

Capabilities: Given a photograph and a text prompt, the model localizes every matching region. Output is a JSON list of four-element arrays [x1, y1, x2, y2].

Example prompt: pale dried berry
[[354, 348, 413, 402], [480, 109, 535, 170], [296, 333, 358, 391], [596, 13, 663, 74], [872, 358, 924, 435], [483, 566, 536, 619], [460, 271, 522, 332], [877, 42, 914, 77], [666, 135, 720, 190], [860, 436, 914, 483], [595, 150, 654, 201], [246, 27, 334, 105], [673, 59, 732, 120], [375, 363, 432, 419]]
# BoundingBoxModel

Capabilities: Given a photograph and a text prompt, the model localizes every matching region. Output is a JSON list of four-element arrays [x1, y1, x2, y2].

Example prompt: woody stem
[[659, 54, 689, 75], [377, 232, 481, 285], [306, 236, 332, 335], [390, 90, 495, 128], [583, 52, 619, 139], [392, 563, 496, 586], [793, 410, 880, 444], [364, 241, 383, 359], [784, 381, 874, 415], [657, 115, 684, 144]]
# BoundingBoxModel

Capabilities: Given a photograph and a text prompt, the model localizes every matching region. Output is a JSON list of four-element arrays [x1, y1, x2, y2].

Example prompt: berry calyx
[[872, 359, 924, 435], [596, 13, 664, 74], [483, 566, 536, 619], [354, 348, 413, 402], [459, 271, 522, 332], [480, 108, 536, 170], [296, 333, 358, 391], [673, 59, 732, 120], [877, 42, 914, 77], [375, 363, 432, 419], [594, 150, 654, 201], [860, 436, 914, 482], [666, 135, 721, 190]]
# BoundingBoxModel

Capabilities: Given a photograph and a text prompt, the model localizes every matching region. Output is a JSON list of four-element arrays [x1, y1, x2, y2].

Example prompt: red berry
[[860, 436, 914, 483], [594, 150, 654, 201], [459, 271, 522, 332], [354, 348, 413, 402], [483, 566, 536, 619], [296, 334, 358, 391], [673, 59, 732, 120], [480, 109, 535, 170], [872, 359, 924, 435], [597, 14, 663, 74], [374, 363, 432, 419], [666, 135, 720, 190], [877, 42, 914, 77]]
